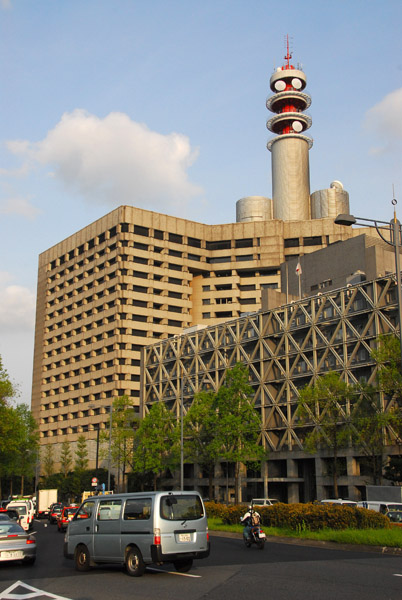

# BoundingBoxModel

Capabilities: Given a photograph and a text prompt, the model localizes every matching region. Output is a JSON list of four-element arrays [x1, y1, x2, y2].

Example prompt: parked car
[[0, 521, 36, 564], [57, 506, 79, 532], [320, 499, 357, 507], [49, 503, 64, 524], [386, 510, 402, 526], [252, 498, 280, 506]]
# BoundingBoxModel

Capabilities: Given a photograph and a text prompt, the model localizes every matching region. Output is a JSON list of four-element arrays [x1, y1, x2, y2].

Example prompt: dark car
[[57, 506, 79, 532], [0, 521, 36, 564], [48, 503, 64, 524]]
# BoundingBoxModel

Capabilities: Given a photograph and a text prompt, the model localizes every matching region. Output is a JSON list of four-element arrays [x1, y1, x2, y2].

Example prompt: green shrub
[[205, 502, 389, 531]]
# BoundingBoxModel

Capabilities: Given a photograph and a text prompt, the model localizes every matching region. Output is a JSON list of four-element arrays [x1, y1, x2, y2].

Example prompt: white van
[[252, 498, 280, 506], [5, 502, 31, 531], [321, 499, 357, 507], [357, 501, 402, 514], [64, 491, 210, 576]]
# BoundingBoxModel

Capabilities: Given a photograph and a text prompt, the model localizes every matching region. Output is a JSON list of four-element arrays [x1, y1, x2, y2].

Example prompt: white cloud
[[364, 88, 402, 155], [0, 194, 40, 219], [0, 284, 36, 333], [7, 110, 203, 212]]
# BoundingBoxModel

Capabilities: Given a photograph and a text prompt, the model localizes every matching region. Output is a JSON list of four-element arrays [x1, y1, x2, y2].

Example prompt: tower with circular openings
[[266, 38, 313, 221]]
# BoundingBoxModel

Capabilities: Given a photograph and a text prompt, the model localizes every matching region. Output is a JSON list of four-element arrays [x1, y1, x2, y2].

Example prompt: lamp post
[[180, 376, 184, 491], [107, 404, 113, 492], [335, 201, 402, 371]]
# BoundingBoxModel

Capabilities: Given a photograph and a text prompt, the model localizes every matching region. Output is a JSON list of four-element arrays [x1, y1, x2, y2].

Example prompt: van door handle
[[95, 525, 99, 532], [86, 526, 90, 532]]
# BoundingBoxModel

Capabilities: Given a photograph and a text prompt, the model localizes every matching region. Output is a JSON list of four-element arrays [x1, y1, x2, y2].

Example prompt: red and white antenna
[[284, 34, 292, 69]]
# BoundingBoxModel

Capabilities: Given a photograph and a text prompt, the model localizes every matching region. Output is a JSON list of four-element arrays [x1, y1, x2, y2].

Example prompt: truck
[[366, 485, 402, 503], [37, 489, 58, 518]]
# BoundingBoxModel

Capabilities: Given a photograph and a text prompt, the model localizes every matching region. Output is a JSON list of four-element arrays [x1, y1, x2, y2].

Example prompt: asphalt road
[[0, 520, 402, 600]]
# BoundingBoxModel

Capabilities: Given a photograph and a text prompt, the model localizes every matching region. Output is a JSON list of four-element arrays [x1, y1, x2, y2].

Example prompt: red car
[[57, 506, 78, 532]]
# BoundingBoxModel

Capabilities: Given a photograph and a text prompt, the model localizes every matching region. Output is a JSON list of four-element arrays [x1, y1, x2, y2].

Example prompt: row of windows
[[284, 236, 324, 248], [48, 222, 262, 272], [42, 374, 141, 396], [42, 358, 140, 381]]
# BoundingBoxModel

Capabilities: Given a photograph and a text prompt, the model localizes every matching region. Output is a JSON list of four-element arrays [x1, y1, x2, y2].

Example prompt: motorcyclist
[[240, 505, 261, 542]]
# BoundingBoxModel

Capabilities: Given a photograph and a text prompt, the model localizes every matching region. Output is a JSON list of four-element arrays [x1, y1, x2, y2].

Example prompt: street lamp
[[335, 202, 402, 370], [107, 404, 113, 492]]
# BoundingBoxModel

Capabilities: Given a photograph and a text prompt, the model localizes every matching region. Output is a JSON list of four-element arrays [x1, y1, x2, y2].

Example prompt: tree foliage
[[298, 371, 354, 498], [371, 334, 402, 401]]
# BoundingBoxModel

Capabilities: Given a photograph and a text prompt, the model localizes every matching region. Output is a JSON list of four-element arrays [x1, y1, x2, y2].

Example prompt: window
[[208, 256, 231, 264], [75, 500, 95, 520], [206, 240, 231, 250], [188, 237, 201, 248], [169, 232, 183, 244], [134, 225, 149, 237], [303, 236, 322, 247], [160, 494, 204, 521], [236, 254, 253, 262], [153, 229, 164, 240], [124, 498, 152, 520], [284, 238, 300, 248], [169, 249, 182, 257], [235, 238, 253, 248], [97, 499, 122, 521], [188, 253, 201, 261]]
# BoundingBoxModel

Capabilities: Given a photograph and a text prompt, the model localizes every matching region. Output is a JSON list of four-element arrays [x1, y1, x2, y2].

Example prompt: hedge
[[204, 502, 389, 531]]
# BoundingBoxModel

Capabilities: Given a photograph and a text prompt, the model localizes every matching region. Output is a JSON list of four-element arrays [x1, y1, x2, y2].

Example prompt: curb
[[209, 530, 402, 556]]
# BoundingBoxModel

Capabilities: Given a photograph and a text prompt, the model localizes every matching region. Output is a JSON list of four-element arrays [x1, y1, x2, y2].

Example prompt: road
[[0, 520, 402, 600]]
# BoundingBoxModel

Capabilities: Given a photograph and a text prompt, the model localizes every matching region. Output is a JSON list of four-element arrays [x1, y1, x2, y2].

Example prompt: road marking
[[393, 574, 402, 577], [0, 581, 72, 600], [147, 567, 201, 578]]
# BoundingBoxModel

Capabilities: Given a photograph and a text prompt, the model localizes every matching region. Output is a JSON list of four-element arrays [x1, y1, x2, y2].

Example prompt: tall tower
[[266, 38, 313, 221]]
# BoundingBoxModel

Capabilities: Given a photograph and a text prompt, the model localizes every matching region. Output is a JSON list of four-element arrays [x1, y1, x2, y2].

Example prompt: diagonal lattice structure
[[142, 274, 401, 456]]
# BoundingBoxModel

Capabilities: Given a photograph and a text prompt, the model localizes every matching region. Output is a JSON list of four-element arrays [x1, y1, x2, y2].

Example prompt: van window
[[75, 500, 95, 519], [97, 499, 122, 521], [123, 498, 152, 521], [160, 495, 204, 521]]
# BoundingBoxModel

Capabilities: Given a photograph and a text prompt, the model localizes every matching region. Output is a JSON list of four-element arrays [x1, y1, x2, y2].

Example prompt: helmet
[[248, 505, 252, 510]]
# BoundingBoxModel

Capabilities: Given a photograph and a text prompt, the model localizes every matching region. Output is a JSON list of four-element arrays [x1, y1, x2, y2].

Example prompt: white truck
[[37, 489, 58, 518]]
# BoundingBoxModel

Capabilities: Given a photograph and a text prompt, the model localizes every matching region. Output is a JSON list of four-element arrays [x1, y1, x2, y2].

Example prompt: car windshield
[[160, 495, 204, 521], [11, 505, 27, 516], [66, 508, 78, 516]]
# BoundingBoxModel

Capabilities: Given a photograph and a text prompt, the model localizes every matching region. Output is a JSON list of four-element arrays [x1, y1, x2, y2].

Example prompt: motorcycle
[[244, 523, 266, 549]]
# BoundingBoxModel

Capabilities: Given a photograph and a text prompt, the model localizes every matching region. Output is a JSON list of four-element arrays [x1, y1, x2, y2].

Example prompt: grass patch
[[208, 517, 402, 548]]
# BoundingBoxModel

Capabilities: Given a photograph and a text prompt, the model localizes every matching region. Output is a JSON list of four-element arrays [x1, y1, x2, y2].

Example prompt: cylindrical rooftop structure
[[236, 196, 272, 222]]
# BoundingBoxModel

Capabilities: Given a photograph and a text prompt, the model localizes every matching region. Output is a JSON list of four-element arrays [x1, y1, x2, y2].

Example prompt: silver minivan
[[64, 491, 210, 576]]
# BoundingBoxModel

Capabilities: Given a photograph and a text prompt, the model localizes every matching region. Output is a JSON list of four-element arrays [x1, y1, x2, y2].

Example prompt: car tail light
[[153, 528, 161, 545], [26, 537, 35, 545], [7, 534, 18, 538]]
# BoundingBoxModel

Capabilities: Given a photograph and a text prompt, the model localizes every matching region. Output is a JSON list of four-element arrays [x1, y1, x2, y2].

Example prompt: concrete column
[[346, 456, 360, 501], [315, 456, 325, 500], [287, 459, 300, 503]]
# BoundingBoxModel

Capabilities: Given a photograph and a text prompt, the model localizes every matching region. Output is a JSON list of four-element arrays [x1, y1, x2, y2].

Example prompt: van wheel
[[174, 559, 193, 573], [75, 544, 91, 571], [125, 547, 145, 577]]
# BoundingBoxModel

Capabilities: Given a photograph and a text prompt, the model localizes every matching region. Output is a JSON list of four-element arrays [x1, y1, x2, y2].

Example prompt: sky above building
[[0, 0, 401, 404]]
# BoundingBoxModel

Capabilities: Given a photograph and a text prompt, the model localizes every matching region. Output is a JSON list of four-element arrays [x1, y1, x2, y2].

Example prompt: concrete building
[[31, 44, 389, 480], [142, 273, 401, 503]]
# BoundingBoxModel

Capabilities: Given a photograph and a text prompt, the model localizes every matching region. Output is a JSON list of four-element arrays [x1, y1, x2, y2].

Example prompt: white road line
[[393, 574, 402, 577], [0, 581, 72, 600], [147, 567, 202, 578]]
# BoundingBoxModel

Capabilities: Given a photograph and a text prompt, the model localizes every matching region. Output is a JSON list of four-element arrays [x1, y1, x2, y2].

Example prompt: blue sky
[[0, 0, 401, 404]]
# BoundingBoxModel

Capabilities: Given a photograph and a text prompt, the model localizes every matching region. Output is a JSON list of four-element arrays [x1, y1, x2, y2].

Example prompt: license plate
[[259, 533, 266, 539], [178, 533, 191, 542], [1, 551, 24, 559]]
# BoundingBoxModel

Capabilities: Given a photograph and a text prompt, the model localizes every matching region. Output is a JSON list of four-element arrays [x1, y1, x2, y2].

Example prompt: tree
[[108, 396, 139, 491], [384, 456, 402, 484], [59, 441, 73, 477], [12, 404, 39, 495], [213, 363, 264, 504], [371, 335, 402, 401], [184, 391, 220, 500], [298, 371, 353, 498], [42, 444, 55, 479], [350, 390, 402, 485], [131, 402, 177, 490], [75, 436, 89, 473], [0, 356, 17, 407]]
